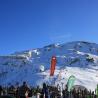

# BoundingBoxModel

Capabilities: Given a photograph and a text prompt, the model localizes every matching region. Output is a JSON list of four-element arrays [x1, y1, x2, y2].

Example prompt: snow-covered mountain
[[0, 41, 98, 90]]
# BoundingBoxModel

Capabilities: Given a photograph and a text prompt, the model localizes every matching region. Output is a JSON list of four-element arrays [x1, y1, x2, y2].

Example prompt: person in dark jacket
[[18, 81, 30, 98], [0, 85, 3, 96], [62, 85, 69, 98], [42, 83, 49, 98]]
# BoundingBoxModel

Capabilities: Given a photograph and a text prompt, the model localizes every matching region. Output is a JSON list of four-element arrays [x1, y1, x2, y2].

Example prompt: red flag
[[50, 56, 57, 76]]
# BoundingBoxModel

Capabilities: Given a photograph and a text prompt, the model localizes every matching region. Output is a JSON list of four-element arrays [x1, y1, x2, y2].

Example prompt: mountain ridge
[[0, 41, 98, 90]]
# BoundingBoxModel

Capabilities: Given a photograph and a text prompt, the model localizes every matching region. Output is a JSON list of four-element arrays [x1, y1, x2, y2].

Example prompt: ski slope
[[0, 41, 98, 90]]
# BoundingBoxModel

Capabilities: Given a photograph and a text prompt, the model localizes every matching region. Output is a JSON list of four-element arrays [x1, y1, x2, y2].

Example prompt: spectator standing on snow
[[18, 81, 30, 98], [0, 85, 3, 96], [42, 83, 49, 98]]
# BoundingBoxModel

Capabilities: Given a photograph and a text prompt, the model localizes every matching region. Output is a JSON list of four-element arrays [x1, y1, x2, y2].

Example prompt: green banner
[[67, 75, 76, 92], [96, 84, 98, 98]]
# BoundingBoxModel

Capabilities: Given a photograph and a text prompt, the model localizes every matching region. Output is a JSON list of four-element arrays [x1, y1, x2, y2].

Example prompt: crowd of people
[[0, 82, 97, 98]]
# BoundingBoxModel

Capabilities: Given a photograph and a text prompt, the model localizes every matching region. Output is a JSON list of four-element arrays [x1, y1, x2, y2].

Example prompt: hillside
[[0, 41, 98, 90]]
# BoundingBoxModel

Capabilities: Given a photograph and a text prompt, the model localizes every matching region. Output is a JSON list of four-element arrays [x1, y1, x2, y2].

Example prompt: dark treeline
[[0, 82, 97, 98]]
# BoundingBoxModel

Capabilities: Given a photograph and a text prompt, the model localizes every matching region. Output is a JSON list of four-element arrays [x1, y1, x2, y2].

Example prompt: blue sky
[[0, 0, 98, 55]]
